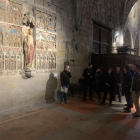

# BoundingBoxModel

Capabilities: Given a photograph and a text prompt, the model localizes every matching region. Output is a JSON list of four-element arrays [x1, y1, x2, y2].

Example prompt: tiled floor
[[0, 94, 140, 140]]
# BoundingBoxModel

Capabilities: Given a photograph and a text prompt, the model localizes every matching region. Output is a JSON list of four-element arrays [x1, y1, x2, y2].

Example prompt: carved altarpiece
[[0, 1, 57, 76]]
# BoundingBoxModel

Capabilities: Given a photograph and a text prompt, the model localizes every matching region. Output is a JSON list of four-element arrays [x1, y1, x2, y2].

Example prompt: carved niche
[[36, 51, 56, 73], [46, 33, 56, 51], [0, 53, 3, 71], [7, 1, 22, 25], [46, 14, 56, 31], [0, 0, 7, 22], [0, 23, 22, 75], [36, 31, 56, 51], [36, 32, 47, 50], [0, 24, 7, 46], [8, 25, 22, 48], [36, 11, 46, 29]]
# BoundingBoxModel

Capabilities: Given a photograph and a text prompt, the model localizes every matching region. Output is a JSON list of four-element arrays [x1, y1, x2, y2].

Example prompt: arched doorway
[[134, 34, 139, 56]]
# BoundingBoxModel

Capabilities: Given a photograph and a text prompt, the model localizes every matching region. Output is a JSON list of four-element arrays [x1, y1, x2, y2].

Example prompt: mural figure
[[1, 31, 6, 46], [46, 15, 56, 31], [11, 55, 16, 70], [24, 28, 35, 68]]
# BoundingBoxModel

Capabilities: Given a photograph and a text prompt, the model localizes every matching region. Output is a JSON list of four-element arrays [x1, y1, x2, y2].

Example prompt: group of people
[[60, 63, 140, 118], [83, 63, 140, 117]]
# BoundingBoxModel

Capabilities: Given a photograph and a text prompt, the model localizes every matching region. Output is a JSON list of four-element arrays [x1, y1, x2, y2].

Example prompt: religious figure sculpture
[[2, 31, 6, 46], [24, 28, 35, 68]]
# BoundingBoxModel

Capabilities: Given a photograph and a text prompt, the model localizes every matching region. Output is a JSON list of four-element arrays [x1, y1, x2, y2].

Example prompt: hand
[[106, 83, 108, 86], [68, 70, 70, 72], [96, 70, 98, 72], [62, 87, 65, 89], [88, 73, 90, 75], [90, 76, 92, 78], [126, 85, 128, 87]]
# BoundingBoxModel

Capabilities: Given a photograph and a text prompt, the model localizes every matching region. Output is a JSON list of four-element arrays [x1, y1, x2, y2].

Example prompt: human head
[[98, 66, 103, 72], [116, 67, 120, 73], [29, 28, 33, 35], [108, 67, 113, 74], [88, 63, 92, 69], [133, 64, 139, 72], [124, 65, 129, 73], [64, 65, 69, 71], [128, 64, 133, 70]]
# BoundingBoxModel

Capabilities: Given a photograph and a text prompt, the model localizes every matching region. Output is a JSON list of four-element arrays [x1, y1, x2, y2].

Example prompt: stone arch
[[123, 0, 138, 26], [134, 34, 140, 55], [123, 28, 132, 47]]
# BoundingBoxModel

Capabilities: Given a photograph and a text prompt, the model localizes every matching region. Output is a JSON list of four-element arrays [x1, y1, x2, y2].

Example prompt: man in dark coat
[[83, 63, 94, 101], [60, 65, 72, 104], [131, 64, 140, 117], [100, 68, 116, 105], [122, 65, 133, 113]]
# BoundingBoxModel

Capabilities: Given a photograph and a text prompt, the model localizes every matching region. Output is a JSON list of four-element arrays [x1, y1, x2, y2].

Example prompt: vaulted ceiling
[[120, 0, 138, 26]]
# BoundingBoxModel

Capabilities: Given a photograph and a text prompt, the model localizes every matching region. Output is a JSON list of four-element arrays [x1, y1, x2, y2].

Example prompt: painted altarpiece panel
[[36, 11, 46, 29], [0, 0, 7, 22], [7, 1, 22, 25]]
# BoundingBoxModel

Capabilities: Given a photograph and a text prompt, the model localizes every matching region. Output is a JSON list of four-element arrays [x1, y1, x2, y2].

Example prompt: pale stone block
[[44, 0, 49, 8], [57, 35, 70, 42], [44, 0, 52, 3], [52, 0, 62, 8], [35, 0, 43, 6], [27, 0, 34, 3], [57, 15, 64, 25], [57, 30, 67, 36], [56, 23, 62, 30], [61, 9, 68, 17], [62, 25, 72, 32], [48, 3, 56, 12], [57, 52, 66, 58], [56, 7, 61, 14]]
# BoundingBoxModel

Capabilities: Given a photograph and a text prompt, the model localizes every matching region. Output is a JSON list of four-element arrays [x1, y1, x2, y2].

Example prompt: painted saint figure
[[24, 28, 35, 68]]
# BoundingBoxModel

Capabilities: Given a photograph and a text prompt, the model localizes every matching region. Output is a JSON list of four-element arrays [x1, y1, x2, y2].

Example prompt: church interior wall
[[0, 0, 139, 113]]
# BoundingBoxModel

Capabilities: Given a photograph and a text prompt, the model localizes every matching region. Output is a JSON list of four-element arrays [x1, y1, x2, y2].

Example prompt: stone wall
[[0, 0, 137, 113], [0, 0, 92, 113], [123, 1, 140, 54]]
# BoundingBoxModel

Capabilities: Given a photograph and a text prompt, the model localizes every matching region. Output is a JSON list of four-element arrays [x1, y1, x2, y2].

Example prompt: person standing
[[60, 65, 72, 104], [83, 63, 94, 101], [131, 64, 140, 117], [95, 67, 103, 102], [129, 64, 134, 77], [100, 68, 116, 105], [114, 67, 123, 102], [122, 65, 133, 113]]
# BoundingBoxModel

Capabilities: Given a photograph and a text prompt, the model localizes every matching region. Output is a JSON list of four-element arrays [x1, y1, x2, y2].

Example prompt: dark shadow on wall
[[45, 73, 57, 101]]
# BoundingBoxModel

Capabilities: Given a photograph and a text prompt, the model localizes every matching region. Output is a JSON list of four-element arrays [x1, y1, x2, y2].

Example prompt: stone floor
[[0, 94, 140, 140]]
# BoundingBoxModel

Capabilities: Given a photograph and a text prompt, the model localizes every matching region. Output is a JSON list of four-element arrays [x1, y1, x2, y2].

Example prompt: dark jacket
[[104, 71, 116, 88], [130, 70, 134, 77], [83, 68, 93, 84], [122, 71, 132, 93], [114, 72, 123, 84], [95, 71, 103, 83], [132, 72, 140, 93], [60, 70, 72, 87]]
